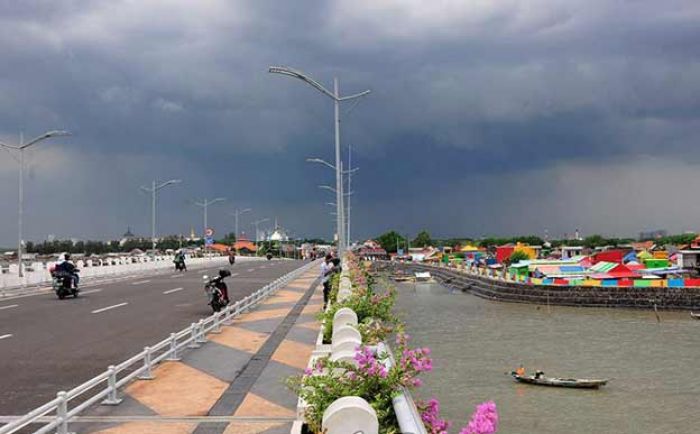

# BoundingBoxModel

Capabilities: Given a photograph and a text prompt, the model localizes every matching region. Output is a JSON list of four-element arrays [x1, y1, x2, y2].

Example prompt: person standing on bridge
[[320, 254, 335, 309]]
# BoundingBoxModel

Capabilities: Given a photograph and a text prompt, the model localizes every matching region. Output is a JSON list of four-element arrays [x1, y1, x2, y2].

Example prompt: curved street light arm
[[318, 185, 336, 193], [22, 130, 71, 149], [269, 66, 337, 100], [339, 89, 371, 102], [155, 179, 181, 190], [0, 141, 20, 150], [0, 145, 20, 162]]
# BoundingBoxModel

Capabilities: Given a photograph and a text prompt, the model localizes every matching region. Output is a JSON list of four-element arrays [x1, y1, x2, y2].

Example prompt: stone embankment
[[382, 262, 700, 310]]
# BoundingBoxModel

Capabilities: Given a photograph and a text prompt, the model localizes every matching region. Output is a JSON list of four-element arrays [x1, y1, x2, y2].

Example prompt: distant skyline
[[1, 1, 699, 245]]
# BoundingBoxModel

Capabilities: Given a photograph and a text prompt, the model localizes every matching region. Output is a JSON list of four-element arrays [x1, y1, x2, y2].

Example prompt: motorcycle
[[266, 253, 273, 261], [228, 254, 236, 265], [174, 259, 187, 272], [51, 269, 80, 299], [203, 269, 231, 313]]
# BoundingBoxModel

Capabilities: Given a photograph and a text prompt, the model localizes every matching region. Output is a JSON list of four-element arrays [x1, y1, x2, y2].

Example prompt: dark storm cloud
[[1, 0, 699, 244]]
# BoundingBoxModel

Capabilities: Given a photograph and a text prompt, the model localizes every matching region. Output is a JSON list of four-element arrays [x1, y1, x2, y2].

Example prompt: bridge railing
[[0, 260, 316, 434], [0, 255, 244, 297]]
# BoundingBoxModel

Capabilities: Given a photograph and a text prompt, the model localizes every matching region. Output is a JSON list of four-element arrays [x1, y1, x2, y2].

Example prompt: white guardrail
[[0, 255, 237, 296], [0, 260, 316, 434]]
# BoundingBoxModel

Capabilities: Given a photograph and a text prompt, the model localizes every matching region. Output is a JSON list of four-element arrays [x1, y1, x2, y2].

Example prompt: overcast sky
[[1, 0, 699, 245]]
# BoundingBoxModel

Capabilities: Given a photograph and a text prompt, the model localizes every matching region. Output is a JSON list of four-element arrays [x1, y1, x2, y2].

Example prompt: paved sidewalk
[[77, 267, 323, 434]]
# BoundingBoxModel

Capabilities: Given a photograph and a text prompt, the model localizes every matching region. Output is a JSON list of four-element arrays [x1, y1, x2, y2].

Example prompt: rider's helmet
[[218, 269, 231, 278], [64, 253, 71, 261]]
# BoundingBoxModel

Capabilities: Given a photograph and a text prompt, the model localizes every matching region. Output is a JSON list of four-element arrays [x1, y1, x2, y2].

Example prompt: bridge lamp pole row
[[269, 66, 370, 254]]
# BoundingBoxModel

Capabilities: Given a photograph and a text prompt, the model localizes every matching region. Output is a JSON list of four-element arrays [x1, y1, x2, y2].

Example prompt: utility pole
[[230, 208, 252, 242], [140, 179, 181, 257], [251, 218, 269, 256]]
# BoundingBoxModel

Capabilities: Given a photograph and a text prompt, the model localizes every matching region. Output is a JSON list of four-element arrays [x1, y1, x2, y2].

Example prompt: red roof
[[234, 239, 256, 251], [591, 249, 631, 264], [626, 263, 646, 271], [591, 271, 641, 279]]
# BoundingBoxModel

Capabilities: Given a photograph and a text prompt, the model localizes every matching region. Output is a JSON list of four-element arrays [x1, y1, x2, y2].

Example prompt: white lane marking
[[175, 303, 192, 307], [230, 273, 239, 277], [163, 287, 184, 295], [80, 289, 103, 295], [131, 280, 151, 285], [91, 302, 128, 314], [170, 274, 183, 278], [0, 334, 12, 340], [0, 304, 19, 311], [247, 268, 255, 272]]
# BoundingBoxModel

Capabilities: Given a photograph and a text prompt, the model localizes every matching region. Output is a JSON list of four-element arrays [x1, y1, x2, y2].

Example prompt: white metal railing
[[0, 260, 316, 434]]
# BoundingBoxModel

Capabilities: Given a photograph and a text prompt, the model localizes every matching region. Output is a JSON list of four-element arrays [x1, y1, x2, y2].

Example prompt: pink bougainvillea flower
[[459, 401, 499, 434]]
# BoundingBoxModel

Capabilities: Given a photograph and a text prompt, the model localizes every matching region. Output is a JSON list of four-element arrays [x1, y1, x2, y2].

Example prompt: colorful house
[[496, 243, 540, 263], [591, 249, 632, 264], [234, 237, 257, 253], [588, 262, 640, 279]]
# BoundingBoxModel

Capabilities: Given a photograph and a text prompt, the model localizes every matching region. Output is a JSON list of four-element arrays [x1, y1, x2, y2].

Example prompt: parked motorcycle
[[203, 269, 231, 313], [51, 269, 80, 299]]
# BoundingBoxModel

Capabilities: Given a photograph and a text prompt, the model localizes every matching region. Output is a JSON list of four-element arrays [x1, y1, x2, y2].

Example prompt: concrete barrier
[[322, 396, 378, 434], [0, 255, 242, 297]]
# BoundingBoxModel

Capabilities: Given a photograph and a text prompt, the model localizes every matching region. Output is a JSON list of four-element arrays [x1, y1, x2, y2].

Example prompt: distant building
[[561, 246, 584, 259], [234, 236, 257, 253], [119, 227, 136, 247], [186, 227, 201, 242], [363, 239, 381, 249]]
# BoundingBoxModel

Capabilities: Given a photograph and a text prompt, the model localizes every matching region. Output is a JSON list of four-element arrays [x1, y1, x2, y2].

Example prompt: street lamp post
[[251, 218, 270, 256], [346, 143, 353, 246], [307, 157, 358, 252], [0, 130, 70, 278], [140, 179, 181, 256], [230, 208, 252, 241], [269, 66, 370, 254], [193, 198, 226, 254]]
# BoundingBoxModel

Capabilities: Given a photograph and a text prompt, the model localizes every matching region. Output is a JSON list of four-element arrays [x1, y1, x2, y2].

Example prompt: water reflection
[[394, 281, 700, 434]]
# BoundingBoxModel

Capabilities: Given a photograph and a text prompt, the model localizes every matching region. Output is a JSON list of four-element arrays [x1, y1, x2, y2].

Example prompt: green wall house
[[643, 258, 670, 268]]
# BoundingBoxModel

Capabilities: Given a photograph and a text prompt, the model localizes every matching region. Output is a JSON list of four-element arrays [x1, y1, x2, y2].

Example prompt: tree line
[[373, 230, 698, 253]]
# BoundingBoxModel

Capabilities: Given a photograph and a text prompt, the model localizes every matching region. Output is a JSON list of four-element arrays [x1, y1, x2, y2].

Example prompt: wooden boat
[[391, 276, 416, 282], [691, 312, 700, 319], [414, 271, 434, 282], [511, 373, 608, 389]]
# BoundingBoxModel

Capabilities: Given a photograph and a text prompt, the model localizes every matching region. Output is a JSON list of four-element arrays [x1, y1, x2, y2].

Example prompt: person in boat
[[515, 365, 525, 377], [534, 370, 544, 379]]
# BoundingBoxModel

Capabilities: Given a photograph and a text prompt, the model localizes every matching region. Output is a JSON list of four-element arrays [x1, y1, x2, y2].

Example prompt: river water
[[394, 281, 700, 434]]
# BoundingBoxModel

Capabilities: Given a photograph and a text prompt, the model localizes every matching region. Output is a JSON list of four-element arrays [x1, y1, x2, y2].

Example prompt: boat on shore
[[414, 271, 433, 282], [691, 312, 700, 319], [511, 372, 608, 389]]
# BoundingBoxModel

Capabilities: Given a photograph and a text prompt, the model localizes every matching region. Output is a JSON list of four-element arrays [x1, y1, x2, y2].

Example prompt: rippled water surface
[[394, 281, 700, 434]]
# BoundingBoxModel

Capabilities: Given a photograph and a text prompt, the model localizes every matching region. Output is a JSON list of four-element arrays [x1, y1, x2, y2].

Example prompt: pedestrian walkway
[[77, 267, 323, 434]]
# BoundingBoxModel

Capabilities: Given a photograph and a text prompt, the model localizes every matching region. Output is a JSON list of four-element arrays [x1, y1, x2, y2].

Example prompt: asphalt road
[[0, 257, 306, 415]]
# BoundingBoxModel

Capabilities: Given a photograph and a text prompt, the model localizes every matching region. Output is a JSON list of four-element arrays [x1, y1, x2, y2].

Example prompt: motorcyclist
[[56, 253, 79, 288], [211, 269, 230, 303], [174, 250, 187, 271], [228, 249, 236, 265]]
